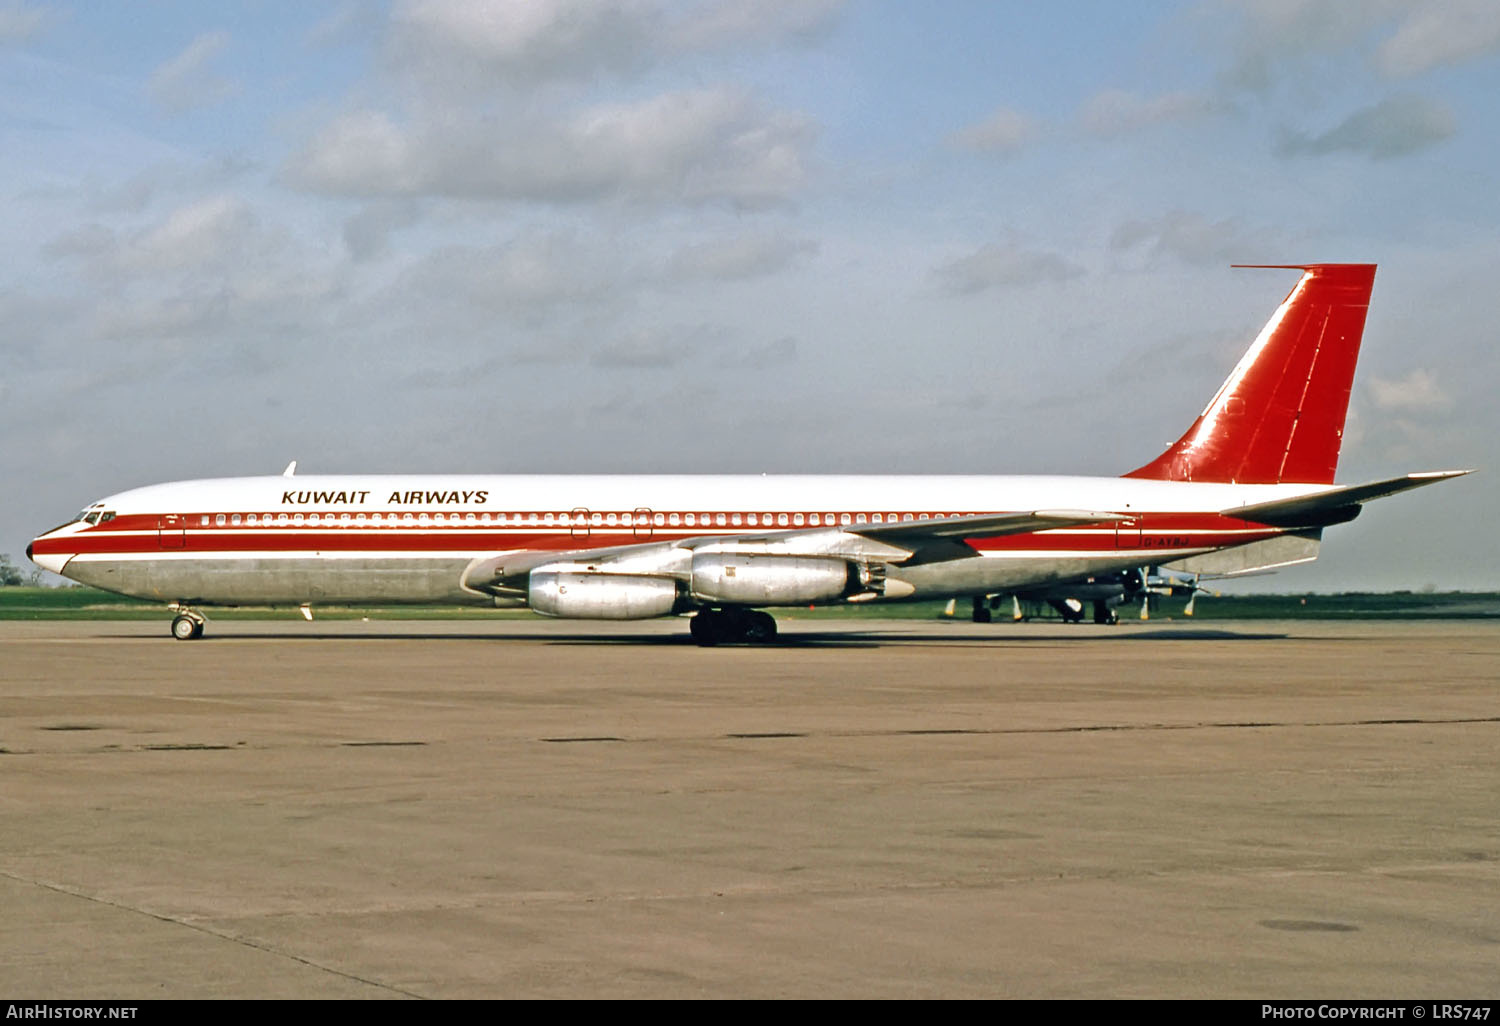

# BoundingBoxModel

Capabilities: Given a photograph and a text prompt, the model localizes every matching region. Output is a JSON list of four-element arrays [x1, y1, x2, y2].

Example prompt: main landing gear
[[689, 608, 778, 646], [169, 607, 206, 641]]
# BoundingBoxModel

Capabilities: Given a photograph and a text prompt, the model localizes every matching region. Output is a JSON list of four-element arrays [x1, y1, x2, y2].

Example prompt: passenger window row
[[193, 511, 940, 528]]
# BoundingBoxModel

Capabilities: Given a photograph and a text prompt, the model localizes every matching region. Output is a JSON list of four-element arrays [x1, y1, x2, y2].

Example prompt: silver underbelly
[[62, 555, 485, 606]]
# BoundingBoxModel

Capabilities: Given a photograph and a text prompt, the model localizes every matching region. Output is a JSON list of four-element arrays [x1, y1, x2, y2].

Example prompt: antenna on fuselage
[[283, 461, 297, 477]]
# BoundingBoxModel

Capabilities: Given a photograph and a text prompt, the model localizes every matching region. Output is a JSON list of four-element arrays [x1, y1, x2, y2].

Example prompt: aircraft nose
[[27, 531, 75, 575]]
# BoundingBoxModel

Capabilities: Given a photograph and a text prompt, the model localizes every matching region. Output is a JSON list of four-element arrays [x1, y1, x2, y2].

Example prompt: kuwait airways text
[[280, 490, 490, 505]]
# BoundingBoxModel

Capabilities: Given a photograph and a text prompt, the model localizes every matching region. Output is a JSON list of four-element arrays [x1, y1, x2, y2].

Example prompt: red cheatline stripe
[[73, 509, 1271, 533], [38, 525, 1282, 558]]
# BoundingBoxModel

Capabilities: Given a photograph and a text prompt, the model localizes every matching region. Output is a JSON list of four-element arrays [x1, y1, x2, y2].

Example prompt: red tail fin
[[1125, 264, 1375, 485]]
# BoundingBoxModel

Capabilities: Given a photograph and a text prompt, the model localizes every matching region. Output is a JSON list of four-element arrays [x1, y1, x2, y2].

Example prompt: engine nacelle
[[690, 554, 857, 606], [529, 570, 679, 620]]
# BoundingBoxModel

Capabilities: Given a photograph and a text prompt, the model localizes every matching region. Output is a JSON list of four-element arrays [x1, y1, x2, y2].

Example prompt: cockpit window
[[84, 511, 101, 525]]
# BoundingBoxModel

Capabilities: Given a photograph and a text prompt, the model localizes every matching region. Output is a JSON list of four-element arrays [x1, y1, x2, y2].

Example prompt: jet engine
[[528, 569, 679, 620], [689, 553, 863, 605]]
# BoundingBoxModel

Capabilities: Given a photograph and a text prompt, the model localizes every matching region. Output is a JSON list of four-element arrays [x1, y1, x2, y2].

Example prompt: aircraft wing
[[459, 540, 691, 595], [1224, 470, 1473, 527], [463, 509, 1125, 595]]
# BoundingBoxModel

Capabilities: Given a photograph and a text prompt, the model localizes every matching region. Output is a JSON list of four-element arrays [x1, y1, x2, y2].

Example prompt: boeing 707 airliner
[[28, 264, 1470, 643]]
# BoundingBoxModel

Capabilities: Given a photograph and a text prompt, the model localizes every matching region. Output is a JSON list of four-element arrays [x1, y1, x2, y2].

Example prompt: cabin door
[[158, 514, 187, 549]]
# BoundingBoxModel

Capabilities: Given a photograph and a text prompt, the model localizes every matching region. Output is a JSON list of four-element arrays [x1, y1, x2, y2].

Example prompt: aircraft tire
[[692, 609, 776, 645], [171, 614, 201, 641], [720, 608, 755, 644], [744, 611, 777, 643], [690, 610, 721, 646]]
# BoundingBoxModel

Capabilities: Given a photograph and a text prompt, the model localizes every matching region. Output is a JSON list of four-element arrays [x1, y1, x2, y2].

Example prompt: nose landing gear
[[169, 607, 206, 640]]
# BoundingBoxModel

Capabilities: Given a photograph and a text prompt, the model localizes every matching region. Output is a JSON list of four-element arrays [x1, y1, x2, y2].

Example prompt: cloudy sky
[[3, 0, 1496, 592]]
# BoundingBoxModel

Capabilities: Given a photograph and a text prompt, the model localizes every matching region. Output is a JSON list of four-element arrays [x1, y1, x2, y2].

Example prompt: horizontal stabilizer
[[852, 509, 1125, 541], [1225, 470, 1472, 527]]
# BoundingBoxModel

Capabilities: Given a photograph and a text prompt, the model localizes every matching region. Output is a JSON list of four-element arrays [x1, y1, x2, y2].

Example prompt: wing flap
[[851, 509, 1126, 541]]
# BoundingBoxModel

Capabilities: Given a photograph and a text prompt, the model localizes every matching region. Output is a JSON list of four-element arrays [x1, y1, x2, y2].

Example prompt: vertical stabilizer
[[1125, 264, 1375, 485]]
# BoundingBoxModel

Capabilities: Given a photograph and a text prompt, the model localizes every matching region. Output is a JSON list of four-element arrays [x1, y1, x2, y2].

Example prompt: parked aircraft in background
[[29, 264, 1469, 644], [960, 566, 1219, 624]]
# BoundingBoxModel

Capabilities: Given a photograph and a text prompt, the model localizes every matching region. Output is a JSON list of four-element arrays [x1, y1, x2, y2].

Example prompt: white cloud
[[666, 0, 845, 52], [288, 110, 418, 193], [389, 0, 655, 82], [342, 200, 422, 262], [1278, 93, 1455, 159], [1079, 89, 1222, 136], [305, 2, 382, 48], [733, 335, 798, 369], [386, 0, 847, 83], [400, 233, 629, 316], [1216, 0, 1408, 91], [935, 243, 1083, 295], [1377, 0, 1500, 76], [1212, 1, 1500, 89], [1111, 211, 1274, 266], [1367, 368, 1450, 411], [82, 155, 258, 216], [127, 195, 257, 272], [949, 106, 1035, 156], [35, 194, 344, 363], [147, 31, 237, 113], [45, 195, 260, 276], [41, 223, 117, 262], [667, 231, 817, 281], [589, 325, 710, 369], [290, 88, 814, 208], [0, 2, 47, 44], [290, 3, 827, 217]]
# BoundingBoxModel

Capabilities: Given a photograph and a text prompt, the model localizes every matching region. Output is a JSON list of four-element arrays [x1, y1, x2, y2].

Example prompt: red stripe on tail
[[1124, 263, 1375, 485]]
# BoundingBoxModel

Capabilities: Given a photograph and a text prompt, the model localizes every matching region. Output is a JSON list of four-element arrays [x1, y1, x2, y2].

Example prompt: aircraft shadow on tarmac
[[107, 630, 885, 648], [107, 626, 1291, 646]]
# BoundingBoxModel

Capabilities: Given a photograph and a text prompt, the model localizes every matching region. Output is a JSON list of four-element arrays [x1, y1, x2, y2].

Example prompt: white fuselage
[[31, 473, 1329, 608]]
